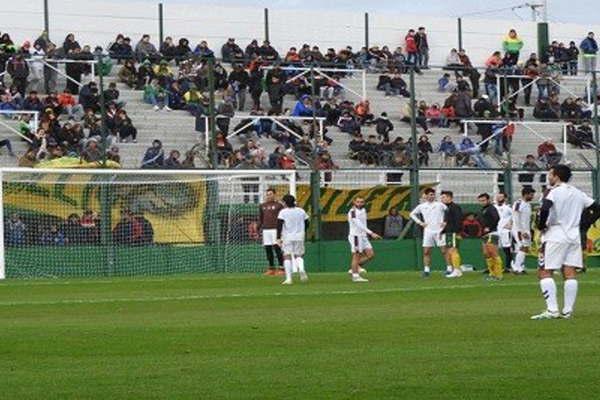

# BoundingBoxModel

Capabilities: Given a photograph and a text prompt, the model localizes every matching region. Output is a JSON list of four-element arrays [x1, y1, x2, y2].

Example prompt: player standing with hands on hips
[[348, 197, 381, 283], [259, 188, 284, 276], [532, 165, 600, 320], [277, 194, 310, 285], [410, 188, 447, 277]]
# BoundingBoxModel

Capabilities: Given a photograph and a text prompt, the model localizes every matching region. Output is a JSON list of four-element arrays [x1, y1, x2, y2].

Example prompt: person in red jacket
[[405, 29, 418, 66], [462, 213, 483, 238]]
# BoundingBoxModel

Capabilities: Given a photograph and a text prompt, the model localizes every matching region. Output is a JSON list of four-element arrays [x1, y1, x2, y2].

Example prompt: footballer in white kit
[[347, 196, 381, 282], [277, 194, 310, 285], [532, 165, 600, 320], [494, 192, 513, 270], [511, 187, 535, 274], [409, 188, 447, 277]]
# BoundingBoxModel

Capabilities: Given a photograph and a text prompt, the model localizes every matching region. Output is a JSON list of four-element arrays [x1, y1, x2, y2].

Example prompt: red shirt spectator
[[462, 214, 483, 238], [405, 33, 418, 53], [537, 140, 557, 158]]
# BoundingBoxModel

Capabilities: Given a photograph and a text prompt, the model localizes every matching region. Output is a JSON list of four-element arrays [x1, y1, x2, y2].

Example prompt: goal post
[[0, 168, 296, 279]]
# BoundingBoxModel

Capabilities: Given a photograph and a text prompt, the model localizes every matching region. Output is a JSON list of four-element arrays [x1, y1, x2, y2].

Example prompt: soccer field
[[1, 271, 599, 399]]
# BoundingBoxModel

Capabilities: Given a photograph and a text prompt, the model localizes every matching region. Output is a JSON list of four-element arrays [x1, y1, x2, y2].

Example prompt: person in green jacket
[[503, 29, 524, 66], [143, 79, 171, 111]]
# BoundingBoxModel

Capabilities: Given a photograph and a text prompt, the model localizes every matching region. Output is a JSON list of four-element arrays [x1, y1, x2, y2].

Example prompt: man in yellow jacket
[[503, 29, 524, 66]]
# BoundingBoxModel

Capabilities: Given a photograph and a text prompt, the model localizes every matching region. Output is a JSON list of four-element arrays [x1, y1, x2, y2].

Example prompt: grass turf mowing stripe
[[1, 279, 599, 307]]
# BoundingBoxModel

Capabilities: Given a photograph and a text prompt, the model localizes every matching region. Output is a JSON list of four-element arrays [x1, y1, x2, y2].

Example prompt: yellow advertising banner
[[3, 174, 206, 243]]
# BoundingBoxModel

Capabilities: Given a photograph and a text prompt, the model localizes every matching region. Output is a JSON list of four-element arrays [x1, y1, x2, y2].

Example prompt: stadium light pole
[[207, 58, 218, 168], [158, 3, 164, 46], [309, 64, 322, 267], [44, 0, 50, 39]]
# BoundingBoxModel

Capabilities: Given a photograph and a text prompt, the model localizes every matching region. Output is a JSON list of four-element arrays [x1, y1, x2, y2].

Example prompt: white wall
[[3, 0, 599, 66]]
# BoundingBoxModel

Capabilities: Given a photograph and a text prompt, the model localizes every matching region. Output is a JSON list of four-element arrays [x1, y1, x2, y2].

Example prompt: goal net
[[0, 169, 296, 279]]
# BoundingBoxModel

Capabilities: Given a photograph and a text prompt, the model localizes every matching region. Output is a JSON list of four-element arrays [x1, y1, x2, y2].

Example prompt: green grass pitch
[[1, 270, 599, 399]]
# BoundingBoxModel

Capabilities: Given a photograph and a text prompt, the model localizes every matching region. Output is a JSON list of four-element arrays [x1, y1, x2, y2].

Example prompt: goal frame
[[0, 168, 297, 280]]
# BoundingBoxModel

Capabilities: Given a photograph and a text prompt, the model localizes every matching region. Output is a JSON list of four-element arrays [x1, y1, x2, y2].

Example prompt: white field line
[[0, 280, 599, 307]]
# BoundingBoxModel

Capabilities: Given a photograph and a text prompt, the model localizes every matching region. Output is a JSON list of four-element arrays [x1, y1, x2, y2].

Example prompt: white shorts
[[423, 230, 445, 248], [262, 229, 277, 246], [543, 241, 583, 270], [349, 235, 372, 253], [282, 240, 305, 256], [498, 229, 512, 248], [513, 231, 532, 249]]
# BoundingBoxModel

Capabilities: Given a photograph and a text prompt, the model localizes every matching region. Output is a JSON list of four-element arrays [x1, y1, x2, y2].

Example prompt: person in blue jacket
[[580, 32, 598, 74]]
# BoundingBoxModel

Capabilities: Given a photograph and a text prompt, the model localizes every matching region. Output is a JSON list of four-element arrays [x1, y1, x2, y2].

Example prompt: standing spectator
[[384, 208, 404, 239], [418, 135, 433, 166], [567, 41, 580, 75], [405, 30, 418, 65], [375, 112, 394, 141], [228, 64, 249, 111], [6, 54, 29, 96], [580, 32, 598, 74], [502, 29, 524, 65], [438, 135, 457, 167], [141, 139, 164, 168], [416, 27, 429, 68], [221, 38, 244, 63]]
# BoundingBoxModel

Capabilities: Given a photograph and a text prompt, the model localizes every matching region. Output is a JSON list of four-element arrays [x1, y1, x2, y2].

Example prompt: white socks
[[563, 279, 578, 315], [513, 251, 526, 272], [296, 258, 305, 273], [446, 265, 453, 273], [283, 259, 293, 282], [424, 266, 431, 273], [540, 277, 558, 313]]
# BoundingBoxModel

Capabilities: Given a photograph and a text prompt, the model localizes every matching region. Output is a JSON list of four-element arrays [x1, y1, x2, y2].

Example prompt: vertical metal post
[[158, 3, 164, 45], [310, 171, 322, 270], [457, 17, 463, 51], [0, 170, 4, 280], [44, 0, 50, 39], [100, 180, 114, 276], [96, 56, 108, 166], [364, 12, 369, 50], [593, 71, 600, 201], [208, 58, 218, 168], [264, 8, 270, 42], [409, 67, 423, 271], [310, 65, 317, 158]]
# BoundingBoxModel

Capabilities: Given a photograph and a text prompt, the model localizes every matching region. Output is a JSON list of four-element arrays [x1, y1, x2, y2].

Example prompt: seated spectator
[[384, 73, 409, 97], [118, 59, 138, 89], [40, 224, 66, 245], [62, 213, 82, 244], [79, 82, 99, 112], [268, 146, 284, 168], [135, 34, 159, 62], [454, 91, 473, 118], [533, 98, 559, 120], [294, 135, 313, 163], [6, 213, 26, 246], [315, 151, 338, 171], [141, 139, 164, 168], [461, 213, 482, 238], [567, 121, 596, 149], [115, 110, 137, 142], [355, 100, 374, 124], [279, 148, 296, 169], [375, 112, 394, 141], [337, 111, 360, 135], [57, 89, 84, 120], [22, 91, 43, 113], [384, 208, 404, 239], [258, 40, 279, 61], [518, 154, 541, 189], [446, 48, 462, 68], [143, 79, 171, 111], [285, 47, 301, 63], [425, 103, 447, 127], [160, 36, 176, 60], [473, 94, 495, 118], [80, 139, 102, 163], [291, 95, 313, 117], [457, 137, 489, 168], [107, 145, 120, 164], [438, 73, 455, 92], [537, 139, 562, 167], [438, 136, 457, 167], [348, 133, 367, 160], [104, 82, 126, 109], [221, 38, 244, 63], [402, 100, 431, 134], [164, 150, 183, 168], [485, 51, 503, 68]]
